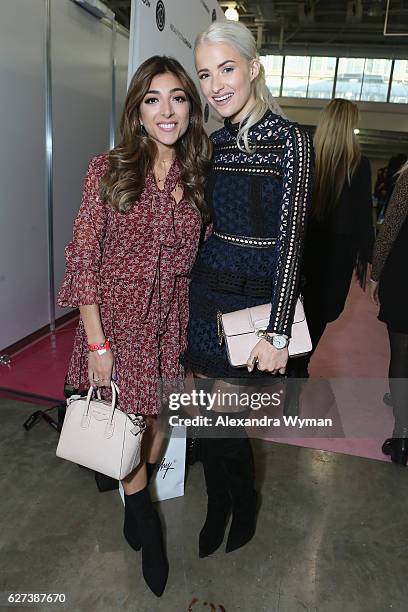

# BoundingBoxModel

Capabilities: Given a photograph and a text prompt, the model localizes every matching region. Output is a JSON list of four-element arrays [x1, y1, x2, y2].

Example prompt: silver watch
[[264, 333, 289, 350]]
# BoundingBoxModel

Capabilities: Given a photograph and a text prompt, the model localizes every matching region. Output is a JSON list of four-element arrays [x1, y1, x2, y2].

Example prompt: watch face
[[272, 335, 287, 349]]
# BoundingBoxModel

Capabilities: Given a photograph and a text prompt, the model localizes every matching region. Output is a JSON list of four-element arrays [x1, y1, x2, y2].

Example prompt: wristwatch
[[264, 333, 289, 350]]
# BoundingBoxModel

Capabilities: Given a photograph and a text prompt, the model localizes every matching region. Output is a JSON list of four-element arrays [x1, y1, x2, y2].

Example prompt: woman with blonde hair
[[371, 161, 408, 464], [58, 55, 211, 597], [301, 98, 375, 371], [180, 21, 313, 556]]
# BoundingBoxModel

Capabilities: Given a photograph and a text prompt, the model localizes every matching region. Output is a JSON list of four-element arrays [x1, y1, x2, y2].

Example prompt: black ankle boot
[[382, 425, 408, 466], [223, 437, 258, 553], [382, 438, 408, 466], [124, 492, 142, 551], [123, 463, 157, 553], [199, 439, 231, 558], [391, 438, 408, 465], [124, 486, 168, 597], [382, 438, 393, 455]]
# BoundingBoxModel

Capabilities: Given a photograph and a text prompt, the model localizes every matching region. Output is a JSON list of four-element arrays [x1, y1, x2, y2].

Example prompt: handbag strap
[[84, 381, 119, 425]]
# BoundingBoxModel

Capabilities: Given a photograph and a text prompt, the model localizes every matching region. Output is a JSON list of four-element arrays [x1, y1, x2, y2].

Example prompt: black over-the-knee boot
[[222, 434, 258, 553], [199, 437, 232, 558]]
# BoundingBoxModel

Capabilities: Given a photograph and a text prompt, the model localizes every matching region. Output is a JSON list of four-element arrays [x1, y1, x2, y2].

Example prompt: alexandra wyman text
[[168, 415, 333, 429]]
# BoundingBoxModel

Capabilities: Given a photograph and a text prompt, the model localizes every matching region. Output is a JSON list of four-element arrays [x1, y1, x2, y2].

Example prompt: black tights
[[388, 329, 408, 436]]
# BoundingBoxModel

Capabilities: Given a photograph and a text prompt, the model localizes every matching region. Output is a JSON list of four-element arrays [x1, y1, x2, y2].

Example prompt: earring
[[140, 124, 147, 136]]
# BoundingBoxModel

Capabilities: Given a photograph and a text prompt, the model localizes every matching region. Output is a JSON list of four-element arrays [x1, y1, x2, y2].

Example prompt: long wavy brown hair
[[99, 56, 211, 220], [312, 98, 361, 220]]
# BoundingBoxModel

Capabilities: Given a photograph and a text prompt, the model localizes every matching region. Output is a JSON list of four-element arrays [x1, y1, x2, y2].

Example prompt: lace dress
[[58, 154, 202, 414], [180, 110, 314, 378]]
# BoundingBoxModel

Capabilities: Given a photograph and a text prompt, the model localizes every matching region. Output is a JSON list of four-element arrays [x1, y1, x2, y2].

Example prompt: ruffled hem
[[57, 269, 102, 308]]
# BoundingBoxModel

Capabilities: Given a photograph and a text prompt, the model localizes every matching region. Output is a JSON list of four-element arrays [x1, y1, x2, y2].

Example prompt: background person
[[57, 55, 211, 597], [300, 98, 375, 374], [371, 162, 408, 465], [376, 153, 407, 223]]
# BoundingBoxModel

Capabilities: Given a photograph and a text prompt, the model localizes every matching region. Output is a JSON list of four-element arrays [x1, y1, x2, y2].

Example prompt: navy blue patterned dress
[[180, 110, 314, 378]]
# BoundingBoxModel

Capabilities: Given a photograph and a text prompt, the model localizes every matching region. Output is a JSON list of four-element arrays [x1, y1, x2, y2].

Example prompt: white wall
[[0, 0, 49, 348], [129, 0, 225, 134], [0, 0, 129, 350], [52, 0, 114, 319]]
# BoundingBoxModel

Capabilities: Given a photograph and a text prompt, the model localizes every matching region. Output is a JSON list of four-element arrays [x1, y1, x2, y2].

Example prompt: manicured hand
[[247, 339, 288, 375]]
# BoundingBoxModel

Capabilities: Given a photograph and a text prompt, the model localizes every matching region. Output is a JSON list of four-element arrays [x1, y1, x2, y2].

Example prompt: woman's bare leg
[[121, 415, 166, 494]]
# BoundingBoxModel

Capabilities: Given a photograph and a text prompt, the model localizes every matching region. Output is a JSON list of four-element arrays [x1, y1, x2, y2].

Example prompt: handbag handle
[[81, 381, 119, 436]]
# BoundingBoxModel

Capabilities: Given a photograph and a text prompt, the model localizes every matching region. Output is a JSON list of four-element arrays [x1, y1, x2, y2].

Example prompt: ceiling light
[[225, 6, 239, 21], [354, 128, 360, 135]]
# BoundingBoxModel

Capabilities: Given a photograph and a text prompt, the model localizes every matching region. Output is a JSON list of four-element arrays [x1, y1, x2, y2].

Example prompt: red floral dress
[[57, 154, 202, 414]]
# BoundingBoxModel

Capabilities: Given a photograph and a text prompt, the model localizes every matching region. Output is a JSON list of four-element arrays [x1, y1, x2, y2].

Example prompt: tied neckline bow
[[146, 158, 183, 249]]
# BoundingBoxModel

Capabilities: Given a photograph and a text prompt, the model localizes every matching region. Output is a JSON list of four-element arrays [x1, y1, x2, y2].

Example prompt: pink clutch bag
[[219, 298, 312, 368]]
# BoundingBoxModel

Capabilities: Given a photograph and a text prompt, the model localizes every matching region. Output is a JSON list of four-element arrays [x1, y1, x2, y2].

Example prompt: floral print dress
[[58, 154, 202, 414]]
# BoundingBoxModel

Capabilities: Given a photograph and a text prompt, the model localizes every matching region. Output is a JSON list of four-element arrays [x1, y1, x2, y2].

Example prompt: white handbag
[[56, 382, 146, 480], [219, 298, 312, 368]]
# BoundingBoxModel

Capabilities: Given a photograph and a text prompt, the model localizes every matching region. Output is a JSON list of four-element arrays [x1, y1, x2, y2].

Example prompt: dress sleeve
[[267, 125, 314, 336], [372, 171, 408, 282], [57, 157, 109, 307]]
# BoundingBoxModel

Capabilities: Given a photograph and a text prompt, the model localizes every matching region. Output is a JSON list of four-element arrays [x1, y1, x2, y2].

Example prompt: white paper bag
[[119, 425, 186, 504]]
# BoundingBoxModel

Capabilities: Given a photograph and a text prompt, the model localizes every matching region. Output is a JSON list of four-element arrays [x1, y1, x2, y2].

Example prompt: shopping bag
[[150, 425, 186, 501], [118, 425, 187, 504]]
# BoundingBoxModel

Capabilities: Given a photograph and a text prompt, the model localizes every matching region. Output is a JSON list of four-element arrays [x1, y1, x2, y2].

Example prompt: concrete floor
[[1, 398, 408, 612]]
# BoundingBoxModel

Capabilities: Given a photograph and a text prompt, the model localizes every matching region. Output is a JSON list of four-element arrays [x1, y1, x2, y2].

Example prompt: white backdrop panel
[[52, 0, 113, 318], [129, 0, 225, 134], [0, 0, 48, 349], [115, 31, 130, 143]]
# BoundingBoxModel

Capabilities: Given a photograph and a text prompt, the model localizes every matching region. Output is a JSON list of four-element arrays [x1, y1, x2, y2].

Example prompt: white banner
[[129, 0, 225, 134]]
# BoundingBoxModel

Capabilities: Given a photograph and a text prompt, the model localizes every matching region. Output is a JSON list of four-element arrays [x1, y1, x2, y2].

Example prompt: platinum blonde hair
[[195, 21, 286, 153]]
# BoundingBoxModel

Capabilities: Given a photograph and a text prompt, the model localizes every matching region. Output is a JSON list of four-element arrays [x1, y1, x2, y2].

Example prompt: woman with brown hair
[[58, 55, 211, 597], [301, 98, 375, 371]]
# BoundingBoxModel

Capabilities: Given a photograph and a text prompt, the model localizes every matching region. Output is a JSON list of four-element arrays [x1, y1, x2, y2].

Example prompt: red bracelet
[[88, 338, 111, 352]]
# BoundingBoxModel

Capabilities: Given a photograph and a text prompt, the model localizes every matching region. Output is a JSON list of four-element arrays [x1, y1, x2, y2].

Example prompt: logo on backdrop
[[204, 104, 209, 123], [156, 0, 165, 31], [170, 23, 192, 49], [141, 0, 151, 7], [212, 8, 217, 21], [199, 0, 209, 14]]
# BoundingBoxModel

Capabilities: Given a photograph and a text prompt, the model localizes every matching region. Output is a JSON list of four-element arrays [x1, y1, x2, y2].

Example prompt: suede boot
[[382, 427, 408, 466], [223, 436, 258, 553], [199, 438, 231, 558], [123, 463, 157, 552], [124, 485, 168, 597]]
